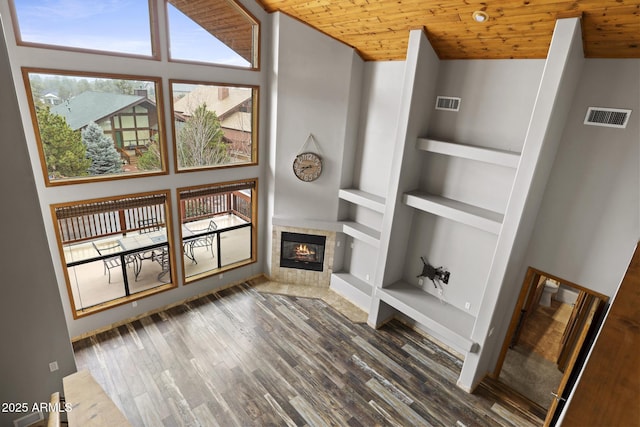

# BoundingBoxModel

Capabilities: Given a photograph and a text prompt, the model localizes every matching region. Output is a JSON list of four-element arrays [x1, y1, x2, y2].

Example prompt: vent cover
[[584, 107, 632, 129], [435, 96, 461, 112]]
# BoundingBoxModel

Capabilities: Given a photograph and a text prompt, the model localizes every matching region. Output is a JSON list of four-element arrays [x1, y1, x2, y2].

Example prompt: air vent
[[584, 107, 631, 129], [435, 96, 461, 112]]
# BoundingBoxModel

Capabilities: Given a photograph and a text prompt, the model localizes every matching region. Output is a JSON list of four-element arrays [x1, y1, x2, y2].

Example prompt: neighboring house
[[41, 89, 61, 105], [51, 90, 159, 164], [173, 85, 253, 160]]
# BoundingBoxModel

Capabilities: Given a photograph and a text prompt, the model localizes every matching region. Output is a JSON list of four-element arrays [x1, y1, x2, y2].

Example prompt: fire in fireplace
[[280, 232, 326, 271]]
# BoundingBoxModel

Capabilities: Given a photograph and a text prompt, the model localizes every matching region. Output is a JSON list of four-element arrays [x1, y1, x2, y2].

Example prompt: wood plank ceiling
[[255, 0, 640, 60]]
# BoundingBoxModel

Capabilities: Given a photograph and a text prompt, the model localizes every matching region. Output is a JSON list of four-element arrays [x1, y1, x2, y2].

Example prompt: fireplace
[[280, 232, 326, 272]]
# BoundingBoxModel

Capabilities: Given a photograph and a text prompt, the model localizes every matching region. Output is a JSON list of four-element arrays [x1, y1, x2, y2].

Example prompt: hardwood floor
[[73, 283, 544, 426]]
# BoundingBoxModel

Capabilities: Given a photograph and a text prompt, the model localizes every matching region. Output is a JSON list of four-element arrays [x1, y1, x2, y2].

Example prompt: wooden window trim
[[51, 190, 177, 319], [164, 0, 261, 70], [169, 79, 259, 174], [22, 67, 169, 186], [177, 178, 258, 285], [8, 0, 161, 61]]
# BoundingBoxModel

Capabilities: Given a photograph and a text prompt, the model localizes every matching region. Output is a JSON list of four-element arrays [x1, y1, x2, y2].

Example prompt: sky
[[13, 0, 250, 67]]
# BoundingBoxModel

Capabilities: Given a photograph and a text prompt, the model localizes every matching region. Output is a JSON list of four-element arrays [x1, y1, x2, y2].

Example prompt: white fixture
[[49, 361, 59, 372], [435, 96, 461, 112], [584, 107, 632, 128], [472, 11, 489, 23], [540, 278, 560, 307]]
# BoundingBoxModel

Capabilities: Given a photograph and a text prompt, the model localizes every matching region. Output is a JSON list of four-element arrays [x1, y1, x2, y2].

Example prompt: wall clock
[[293, 152, 322, 182]]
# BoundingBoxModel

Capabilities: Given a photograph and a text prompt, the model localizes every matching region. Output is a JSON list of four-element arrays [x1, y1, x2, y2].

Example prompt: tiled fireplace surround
[[270, 225, 336, 287]]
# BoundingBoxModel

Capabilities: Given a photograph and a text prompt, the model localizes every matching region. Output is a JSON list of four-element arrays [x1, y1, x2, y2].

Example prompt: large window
[[166, 0, 259, 68], [171, 81, 258, 170], [9, 0, 260, 69], [10, 0, 156, 57], [52, 191, 175, 318], [24, 70, 167, 185], [6, 0, 261, 318], [178, 179, 257, 283]]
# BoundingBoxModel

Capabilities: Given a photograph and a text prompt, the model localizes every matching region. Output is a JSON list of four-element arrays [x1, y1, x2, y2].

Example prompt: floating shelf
[[403, 190, 503, 235], [341, 221, 381, 247], [272, 216, 343, 232], [330, 272, 372, 312], [417, 138, 520, 169], [338, 188, 386, 213], [377, 281, 478, 353]]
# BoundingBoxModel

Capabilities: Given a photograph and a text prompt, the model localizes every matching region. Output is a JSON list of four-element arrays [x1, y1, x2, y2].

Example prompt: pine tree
[[177, 103, 229, 168], [82, 122, 122, 175], [36, 106, 91, 179]]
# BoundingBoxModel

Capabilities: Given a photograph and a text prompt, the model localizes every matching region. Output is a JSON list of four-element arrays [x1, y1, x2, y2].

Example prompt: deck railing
[[180, 191, 251, 223], [57, 204, 165, 244], [57, 191, 250, 246]]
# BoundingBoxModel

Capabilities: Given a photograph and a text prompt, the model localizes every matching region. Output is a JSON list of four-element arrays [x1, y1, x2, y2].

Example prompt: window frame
[[50, 190, 177, 319], [177, 178, 258, 284], [170, 79, 259, 173], [22, 67, 170, 186], [164, 0, 260, 70], [8, 0, 161, 60]]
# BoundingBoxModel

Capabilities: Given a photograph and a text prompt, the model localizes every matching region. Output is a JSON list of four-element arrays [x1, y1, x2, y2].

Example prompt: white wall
[[482, 58, 639, 385], [522, 59, 639, 296], [429, 59, 545, 152], [271, 12, 362, 222], [0, 16, 76, 425], [0, 0, 272, 338], [353, 61, 405, 196]]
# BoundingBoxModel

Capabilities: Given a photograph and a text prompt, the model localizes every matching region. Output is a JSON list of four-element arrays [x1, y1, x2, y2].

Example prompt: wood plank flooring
[[73, 283, 544, 427]]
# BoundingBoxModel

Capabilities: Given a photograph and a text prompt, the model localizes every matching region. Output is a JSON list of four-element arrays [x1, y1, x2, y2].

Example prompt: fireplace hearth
[[280, 232, 326, 272]]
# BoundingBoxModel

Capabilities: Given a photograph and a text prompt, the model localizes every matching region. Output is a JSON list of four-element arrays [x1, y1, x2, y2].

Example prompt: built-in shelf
[[377, 281, 478, 353], [272, 216, 343, 232], [338, 188, 386, 213], [417, 138, 521, 169], [330, 272, 372, 312], [403, 190, 503, 235], [341, 221, 381, 247]]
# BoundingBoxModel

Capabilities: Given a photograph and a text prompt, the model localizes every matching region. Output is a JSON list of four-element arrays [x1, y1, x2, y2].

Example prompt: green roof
[[50, 91, 146, 130]]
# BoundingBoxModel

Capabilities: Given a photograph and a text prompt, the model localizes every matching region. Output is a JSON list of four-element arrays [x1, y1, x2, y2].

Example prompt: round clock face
[[293, 152, 322, 182]]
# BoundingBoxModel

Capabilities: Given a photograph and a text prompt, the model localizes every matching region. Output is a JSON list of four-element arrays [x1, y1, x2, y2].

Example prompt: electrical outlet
[[49, 361, 59, 372], [365, 274, 370, 282], [464, 302, 471, 310], [418, 278, 424, 286], [132, 301, 137, 308], [336, 241, 341, 247], [489, 327, 495, 337], [219, 273, 224, 280]]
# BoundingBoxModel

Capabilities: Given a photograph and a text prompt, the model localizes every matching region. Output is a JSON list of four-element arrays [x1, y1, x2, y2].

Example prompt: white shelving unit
[[341, 221, 381, 248], [416, 138, 521, 168], [403, 190, 504, 235], [338, 188, 386, 213], [377, 281, 477, 353], [330, 188, 387, 313], [330, 272, 373, 311], [405, 137, 521, 234]]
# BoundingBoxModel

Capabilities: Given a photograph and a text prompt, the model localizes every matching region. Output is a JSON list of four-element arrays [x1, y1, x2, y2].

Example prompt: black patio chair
[[92, 241, 138, 283], [152, 247, 171, 282], [184, 220, 217, 264]]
